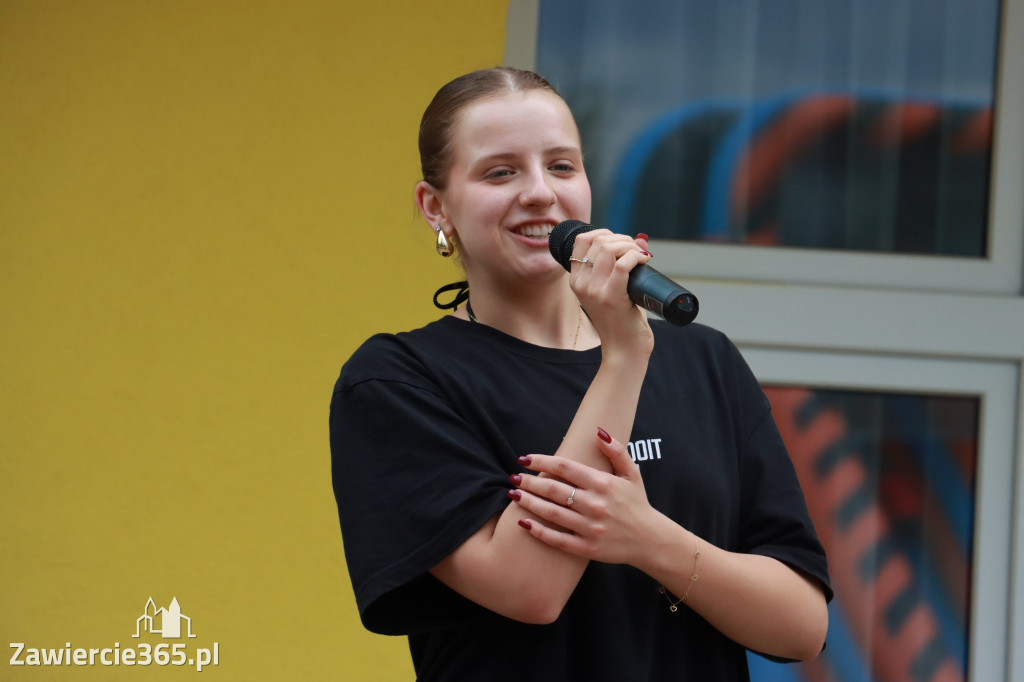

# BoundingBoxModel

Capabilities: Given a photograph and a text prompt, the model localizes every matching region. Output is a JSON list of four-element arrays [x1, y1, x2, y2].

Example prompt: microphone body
[[549, 220, 699, 326]]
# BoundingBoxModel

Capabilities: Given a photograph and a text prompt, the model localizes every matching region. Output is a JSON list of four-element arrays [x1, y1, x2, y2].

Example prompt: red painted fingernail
[[597, 427, 612, 443], [518, 455, 531, 466], [642, 250, 652, 257], [507, 489, 522, 501], [509, 473, 522, 486], [518, 519, 532, 530], [637, 233, 649, 241]]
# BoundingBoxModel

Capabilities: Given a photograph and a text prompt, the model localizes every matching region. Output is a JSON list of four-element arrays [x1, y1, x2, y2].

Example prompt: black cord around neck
[[433, 281, 469, 310]]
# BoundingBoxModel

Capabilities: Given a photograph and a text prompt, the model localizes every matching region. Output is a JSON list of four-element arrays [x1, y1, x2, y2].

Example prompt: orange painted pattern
[[766, 387, 964, 682]]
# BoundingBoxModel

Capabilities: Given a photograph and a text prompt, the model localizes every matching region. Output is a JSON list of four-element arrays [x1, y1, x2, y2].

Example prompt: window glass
[[752, 386, 977, 681], [536, 0, 1001, 256]]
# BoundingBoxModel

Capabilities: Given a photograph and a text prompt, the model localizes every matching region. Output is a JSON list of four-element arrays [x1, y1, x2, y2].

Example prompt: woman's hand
[[509, 427, 829, 658], [509, 427, 664, 566], [567, 230, 654, 354]]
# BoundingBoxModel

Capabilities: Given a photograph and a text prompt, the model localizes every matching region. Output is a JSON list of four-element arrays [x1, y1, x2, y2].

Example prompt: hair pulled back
[[419, 67, 561, 190]]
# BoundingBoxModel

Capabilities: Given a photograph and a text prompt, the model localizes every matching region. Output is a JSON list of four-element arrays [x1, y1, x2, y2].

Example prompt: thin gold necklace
[[570, 304, 582, 350], [466, 300, 583, 350]]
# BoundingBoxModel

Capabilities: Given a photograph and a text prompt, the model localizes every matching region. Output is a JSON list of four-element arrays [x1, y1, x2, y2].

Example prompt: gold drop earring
[[434, 225, 455, 257]]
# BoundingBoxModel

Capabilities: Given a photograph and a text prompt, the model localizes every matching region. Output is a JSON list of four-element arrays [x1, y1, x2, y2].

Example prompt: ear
[[415, 181, 447, 236]]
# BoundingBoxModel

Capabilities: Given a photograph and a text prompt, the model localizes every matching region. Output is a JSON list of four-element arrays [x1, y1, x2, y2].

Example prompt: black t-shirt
[[330, 316, 831, 681]]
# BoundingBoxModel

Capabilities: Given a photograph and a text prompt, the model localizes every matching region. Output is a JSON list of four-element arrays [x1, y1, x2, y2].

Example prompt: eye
[[549, 161, 576, 173], [485, 168, 515, 180]]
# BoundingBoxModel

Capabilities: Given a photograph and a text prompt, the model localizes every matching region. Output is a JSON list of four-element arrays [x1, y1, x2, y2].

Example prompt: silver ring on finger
[[568, 256, 594, 267], [566, 487, 576, 507]]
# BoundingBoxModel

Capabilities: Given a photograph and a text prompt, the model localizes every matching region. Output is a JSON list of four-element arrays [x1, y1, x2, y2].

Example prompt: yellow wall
[[0, 1, 508, 679]]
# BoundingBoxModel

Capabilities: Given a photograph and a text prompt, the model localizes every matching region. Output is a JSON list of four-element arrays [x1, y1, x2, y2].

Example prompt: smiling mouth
[[514, 224, 555, 239]]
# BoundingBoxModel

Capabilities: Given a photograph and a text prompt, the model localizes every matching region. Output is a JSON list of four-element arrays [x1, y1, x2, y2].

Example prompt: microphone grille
[[548, 220, 594, 271]]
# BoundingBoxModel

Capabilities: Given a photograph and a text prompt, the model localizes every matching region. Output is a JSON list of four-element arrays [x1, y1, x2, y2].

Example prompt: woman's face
[[439, 89, 592, 290]]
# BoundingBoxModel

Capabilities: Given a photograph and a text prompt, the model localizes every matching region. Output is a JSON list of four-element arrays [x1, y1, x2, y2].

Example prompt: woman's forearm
[[637, 513, 828, 660], [430, 345, 651, 623]]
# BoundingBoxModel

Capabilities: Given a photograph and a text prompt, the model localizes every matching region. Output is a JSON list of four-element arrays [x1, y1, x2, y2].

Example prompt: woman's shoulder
[[648, 319, 759, 388], [336, 317, 462, 390], [650, 319, 737, 356], [348, 317, 458, 357], [651, 318, 770, 408]]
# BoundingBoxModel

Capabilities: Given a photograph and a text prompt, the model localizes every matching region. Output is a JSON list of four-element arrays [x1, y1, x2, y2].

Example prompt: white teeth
[[517, 224, 554, 238]]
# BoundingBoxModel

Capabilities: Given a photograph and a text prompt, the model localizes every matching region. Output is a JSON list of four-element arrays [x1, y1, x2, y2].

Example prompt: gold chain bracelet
[[658, 545, 701, 613]]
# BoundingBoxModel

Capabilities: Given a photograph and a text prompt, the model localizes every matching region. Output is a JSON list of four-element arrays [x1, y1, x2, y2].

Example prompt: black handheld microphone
[[549, 220, 699, 326]]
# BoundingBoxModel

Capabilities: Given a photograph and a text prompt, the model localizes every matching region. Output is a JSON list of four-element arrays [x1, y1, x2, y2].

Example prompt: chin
[[521, 259, 566, 283]]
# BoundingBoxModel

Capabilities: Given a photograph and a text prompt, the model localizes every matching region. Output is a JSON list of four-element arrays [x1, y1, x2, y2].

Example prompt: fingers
[[568, 229, 649, 256], [568, 231, 651, 319], [509, 428, 639, 515], [514, 452, 603, 488], [517, 516, 596, 558], [513, 427, 637, 486], [596, 427, 642, 481], [509, 482, 584, 536], [510, 471, 582, 511], [509, 428, 651, 563], [508, 453, 596, 534], [571, 230, 650, 277]]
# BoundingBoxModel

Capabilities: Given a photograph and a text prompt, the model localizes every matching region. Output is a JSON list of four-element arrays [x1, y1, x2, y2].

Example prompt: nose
[[519, 168, 557, 208]]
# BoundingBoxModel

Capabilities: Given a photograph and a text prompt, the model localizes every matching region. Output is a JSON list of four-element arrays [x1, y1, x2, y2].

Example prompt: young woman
[[330, 67, 831, 681]]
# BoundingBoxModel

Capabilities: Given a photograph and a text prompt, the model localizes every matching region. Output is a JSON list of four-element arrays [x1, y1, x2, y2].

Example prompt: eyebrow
[[475, 146, 582, 164]]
